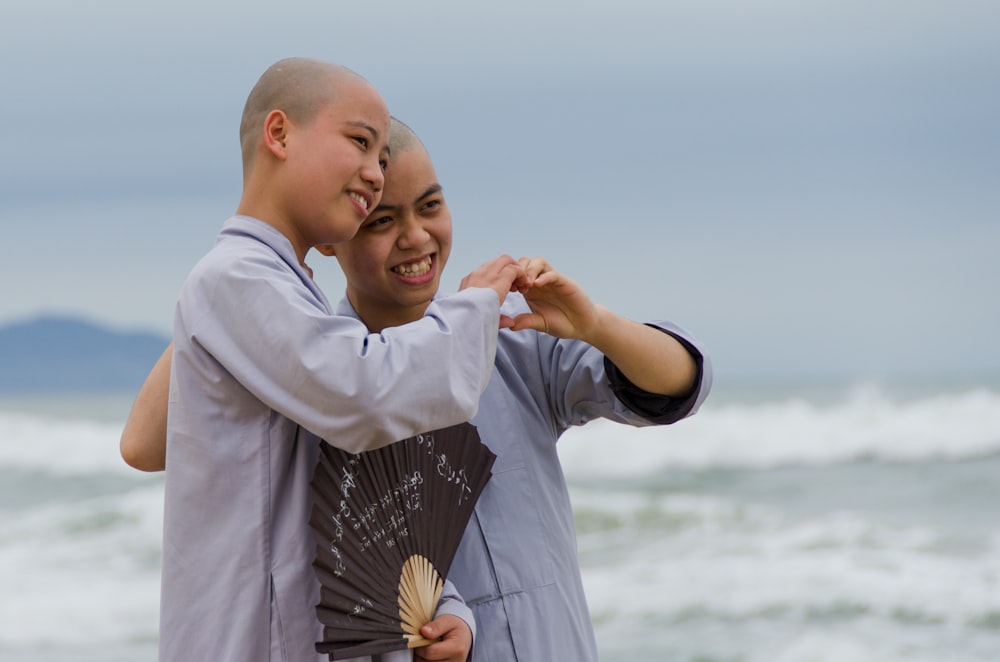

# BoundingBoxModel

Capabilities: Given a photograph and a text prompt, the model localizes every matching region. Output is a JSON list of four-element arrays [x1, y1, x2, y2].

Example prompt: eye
[[379, 159, 388, 172], [421, 198, 442, 213], [366, 214, 393, 229], [354, 136, 369, 149]]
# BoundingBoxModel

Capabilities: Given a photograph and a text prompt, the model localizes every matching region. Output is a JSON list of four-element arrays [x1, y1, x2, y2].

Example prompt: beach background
[[2, 1, 999, 660], [2, 378, 1000, 661]]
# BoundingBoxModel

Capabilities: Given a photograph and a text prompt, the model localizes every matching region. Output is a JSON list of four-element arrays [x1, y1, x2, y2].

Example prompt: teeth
[[348, 192, 368, 211], [393, 256, 432, 277]]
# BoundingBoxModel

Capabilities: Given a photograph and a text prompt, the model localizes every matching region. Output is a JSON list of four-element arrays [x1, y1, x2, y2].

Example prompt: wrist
[[580, 304, 616, 347]]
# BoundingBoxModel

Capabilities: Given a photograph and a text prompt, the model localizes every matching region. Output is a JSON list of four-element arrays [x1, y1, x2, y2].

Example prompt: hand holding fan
[[309, 422, 496, 660]]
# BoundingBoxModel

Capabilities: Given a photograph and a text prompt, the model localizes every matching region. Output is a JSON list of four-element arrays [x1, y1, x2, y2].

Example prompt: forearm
[[583, 305, 698, 397], [265, 289, 500, 452], [180, 252, 502, 452], [120, 344, 171, 471]]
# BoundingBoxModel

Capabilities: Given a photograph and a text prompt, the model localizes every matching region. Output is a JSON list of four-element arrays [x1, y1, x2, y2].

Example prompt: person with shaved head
[[154, 58, 527, 662], [125, 113, 712, 660], [318, 118, 712, 661]]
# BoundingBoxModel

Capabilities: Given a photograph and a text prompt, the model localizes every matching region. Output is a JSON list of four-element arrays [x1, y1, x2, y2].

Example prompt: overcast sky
[[1, 0, 997, 381]]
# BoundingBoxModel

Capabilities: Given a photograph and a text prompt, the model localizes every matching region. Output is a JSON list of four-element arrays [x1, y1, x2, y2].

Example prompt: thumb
[[509, 312, 548, 334], [420, 622, 439, 639]]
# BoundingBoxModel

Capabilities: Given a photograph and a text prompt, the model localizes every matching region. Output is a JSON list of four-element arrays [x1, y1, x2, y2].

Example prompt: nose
[[396, 214, 431, 249], [361, 154, 385, 196]]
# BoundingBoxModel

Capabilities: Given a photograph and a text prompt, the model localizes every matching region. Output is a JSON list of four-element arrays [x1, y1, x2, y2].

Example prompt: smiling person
[[153, 58, 527, 662], [122, 116, 712, 661]]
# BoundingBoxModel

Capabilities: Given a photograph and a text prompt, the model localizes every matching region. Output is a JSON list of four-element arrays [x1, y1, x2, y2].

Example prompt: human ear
[[314, 244, 337, 257], [263, 110, 289, 159]]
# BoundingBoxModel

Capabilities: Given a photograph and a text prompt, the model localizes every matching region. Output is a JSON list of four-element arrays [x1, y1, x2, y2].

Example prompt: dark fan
[[309, 422, 496, 660]]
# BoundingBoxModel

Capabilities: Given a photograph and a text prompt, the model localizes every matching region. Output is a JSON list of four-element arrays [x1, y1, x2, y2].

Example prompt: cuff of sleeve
[[434, 594, 476, 660], [603, 325, 705, 424]]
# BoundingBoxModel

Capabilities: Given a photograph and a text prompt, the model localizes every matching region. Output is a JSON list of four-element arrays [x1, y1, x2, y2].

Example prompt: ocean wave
[[0, 484, 163, 647], [3, 384, 999, 476], [577, 490, 1000, 648], [0, 412, 132, 475], [560, 386, 1000, 473]]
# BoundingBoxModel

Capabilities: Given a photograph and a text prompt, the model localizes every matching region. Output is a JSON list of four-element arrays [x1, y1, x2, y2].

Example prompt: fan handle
[[398, 554, 444, 648]]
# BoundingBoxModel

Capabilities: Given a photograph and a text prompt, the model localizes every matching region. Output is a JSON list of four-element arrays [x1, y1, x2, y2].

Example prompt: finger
[[518, 255, 549, 282], [530, 269, 560, 288], [494, 253, 517, 269], [501, 262, 528, 286], [528, 256, 550, 280], [416, 635, 459, 661], [419, 641, 458, 661], [511, 271, 532, 293], [458, 257, 524, 294], [509, 312, 548, 334], [420, 622, 441, 641]]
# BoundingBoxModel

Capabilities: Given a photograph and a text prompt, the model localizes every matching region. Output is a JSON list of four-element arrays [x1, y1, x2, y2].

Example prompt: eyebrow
[[370, 184, 443, 215], [371, 201, 397, 214], [345, 121, 391, 157], [417, 184, 443, 201], [345, 120, 377, 136]]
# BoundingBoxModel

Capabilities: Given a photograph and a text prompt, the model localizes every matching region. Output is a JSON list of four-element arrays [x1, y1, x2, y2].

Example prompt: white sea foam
[[0, 412, 132, 475], [560, 385, 1000, 474], [0, 483, 163, 648], [581, 495, 1000, 621], [578, 489, 1000, 660], [3, 384, 998, 477]]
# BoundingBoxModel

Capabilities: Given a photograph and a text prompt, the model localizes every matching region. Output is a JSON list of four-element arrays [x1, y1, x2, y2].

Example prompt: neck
[[348, 298, 431, 334], [237, 180, 310, 266]]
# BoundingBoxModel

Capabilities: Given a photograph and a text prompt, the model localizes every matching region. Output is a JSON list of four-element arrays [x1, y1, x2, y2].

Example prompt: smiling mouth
[[392, 256, 433, 277], [348, 192, 369, 212]]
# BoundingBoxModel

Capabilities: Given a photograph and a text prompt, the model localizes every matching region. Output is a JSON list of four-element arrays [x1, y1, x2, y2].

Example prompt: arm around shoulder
[[119, 344, 172, 472], [178, 245, 505, 453]]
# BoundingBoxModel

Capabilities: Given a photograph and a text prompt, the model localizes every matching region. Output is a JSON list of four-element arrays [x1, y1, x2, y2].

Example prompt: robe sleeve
[[433, 578, 477, 660], [177, 239, 500, 453], [603, 323, 711, 424]]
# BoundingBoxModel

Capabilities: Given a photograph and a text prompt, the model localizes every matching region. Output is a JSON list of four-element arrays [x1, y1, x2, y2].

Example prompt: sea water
[[1, 379, 999, 661]]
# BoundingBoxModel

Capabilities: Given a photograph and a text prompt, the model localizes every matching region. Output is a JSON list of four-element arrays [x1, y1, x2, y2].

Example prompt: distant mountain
[[0, 315, 169, 393]]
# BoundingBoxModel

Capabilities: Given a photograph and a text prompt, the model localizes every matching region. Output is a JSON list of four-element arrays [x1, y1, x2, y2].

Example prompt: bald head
[[388, 116, 428, 158], [239, 57, 366, 173]]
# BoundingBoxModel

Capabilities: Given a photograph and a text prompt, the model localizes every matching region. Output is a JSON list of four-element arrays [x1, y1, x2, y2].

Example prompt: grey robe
[[160, 216, 496, 661], [338, 293, 712, 661]]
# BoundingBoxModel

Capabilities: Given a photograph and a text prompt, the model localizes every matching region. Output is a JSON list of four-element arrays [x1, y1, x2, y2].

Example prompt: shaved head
[[388, 116, 427, 158], [239, 57, 365, 173]]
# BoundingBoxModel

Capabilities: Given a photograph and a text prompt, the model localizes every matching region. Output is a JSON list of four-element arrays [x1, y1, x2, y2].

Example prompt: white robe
[[160, 216, 497, 661], [335, 293, 712, 661]]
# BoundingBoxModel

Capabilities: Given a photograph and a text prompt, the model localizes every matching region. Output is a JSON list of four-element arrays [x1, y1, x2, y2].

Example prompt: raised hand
[[458, 254, 529, 307], [507, 256, 600, 340], [510, 256, 699, 397]]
